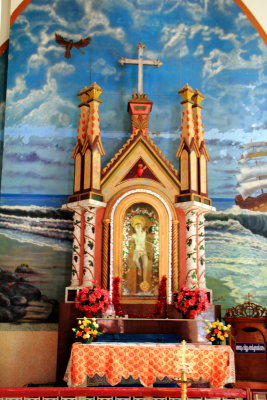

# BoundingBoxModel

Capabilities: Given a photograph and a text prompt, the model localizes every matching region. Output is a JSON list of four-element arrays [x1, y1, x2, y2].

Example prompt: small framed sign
[[235, 343, 266, 353]]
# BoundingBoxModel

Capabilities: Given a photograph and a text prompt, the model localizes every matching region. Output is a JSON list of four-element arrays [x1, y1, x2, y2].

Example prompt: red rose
[[89, 294, 96, 303]]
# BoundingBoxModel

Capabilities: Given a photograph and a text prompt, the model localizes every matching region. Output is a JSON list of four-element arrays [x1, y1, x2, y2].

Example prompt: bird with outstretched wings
[[55, 33, 91, 58]]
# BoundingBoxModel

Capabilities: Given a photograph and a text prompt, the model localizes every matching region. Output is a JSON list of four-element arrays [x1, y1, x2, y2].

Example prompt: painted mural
[[0, 0, 266, 322]]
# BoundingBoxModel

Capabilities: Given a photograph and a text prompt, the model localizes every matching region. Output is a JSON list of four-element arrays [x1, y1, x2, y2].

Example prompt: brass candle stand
[[173, 340, 193, 400]]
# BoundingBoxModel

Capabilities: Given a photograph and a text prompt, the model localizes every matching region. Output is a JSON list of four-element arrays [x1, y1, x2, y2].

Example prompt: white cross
[[118, 42, 162, 95]]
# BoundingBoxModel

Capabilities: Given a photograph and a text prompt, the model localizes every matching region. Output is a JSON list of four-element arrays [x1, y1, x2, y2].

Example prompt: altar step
[[0, 386, 250, 400]]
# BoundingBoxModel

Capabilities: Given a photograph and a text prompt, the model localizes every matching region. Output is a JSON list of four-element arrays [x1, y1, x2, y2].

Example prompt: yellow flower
[[80, 325, 84, 329], [224, 333, 229, 338], [83, 333, 90, 339], [210, 337, 215, 341]]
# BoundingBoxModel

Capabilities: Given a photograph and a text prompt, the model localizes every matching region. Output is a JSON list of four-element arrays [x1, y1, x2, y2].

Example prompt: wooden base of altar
[[56, 302, 220, 386], [97, 317, 212, 343]]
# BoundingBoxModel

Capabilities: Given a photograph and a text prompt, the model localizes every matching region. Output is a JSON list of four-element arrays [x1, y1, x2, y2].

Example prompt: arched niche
[[103, 187, 178, 304]]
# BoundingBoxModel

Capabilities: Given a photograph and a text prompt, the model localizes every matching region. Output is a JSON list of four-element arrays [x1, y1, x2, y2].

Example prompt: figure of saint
[[128, 215, 153, 294]]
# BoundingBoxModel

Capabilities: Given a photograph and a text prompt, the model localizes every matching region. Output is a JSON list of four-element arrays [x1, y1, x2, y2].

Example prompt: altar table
[[64, 342, 235, 388]]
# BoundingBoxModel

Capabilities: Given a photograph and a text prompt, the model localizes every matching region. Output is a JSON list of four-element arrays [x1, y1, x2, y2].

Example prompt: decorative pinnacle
[[192, 89, 205, 107], [77, 86, 90, 104], [88, 82, 103, 101], [178, 84, 194, 102]]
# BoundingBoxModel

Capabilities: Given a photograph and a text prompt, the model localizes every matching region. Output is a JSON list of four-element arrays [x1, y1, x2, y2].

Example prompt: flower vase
[[85, 310, 102, 319], [212, 339, 222, 345], [183, 312, 195, 319], [81, 337, 94, 344], [84, 311, 94, 318]]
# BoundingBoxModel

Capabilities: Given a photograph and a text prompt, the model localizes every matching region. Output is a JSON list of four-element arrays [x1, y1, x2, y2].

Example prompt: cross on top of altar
[[118, 42, 163, 95]]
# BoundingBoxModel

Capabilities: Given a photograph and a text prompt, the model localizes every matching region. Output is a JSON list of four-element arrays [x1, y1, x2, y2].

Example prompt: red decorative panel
[[122, 158, 160, 182]]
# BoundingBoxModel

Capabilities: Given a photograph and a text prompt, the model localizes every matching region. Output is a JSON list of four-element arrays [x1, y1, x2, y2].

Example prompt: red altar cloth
[[64, 342, 235, 387]]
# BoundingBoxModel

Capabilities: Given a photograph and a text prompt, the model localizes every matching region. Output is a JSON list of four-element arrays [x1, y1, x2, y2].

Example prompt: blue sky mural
[[0, 0, 266, 318], [1, 0, 267, 199]]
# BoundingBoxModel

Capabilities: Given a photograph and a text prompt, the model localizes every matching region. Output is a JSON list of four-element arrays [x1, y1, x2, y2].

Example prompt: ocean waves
[[205, 208, 267, 313], [0, 205, 73, 250], [206, 206, 267, 238]]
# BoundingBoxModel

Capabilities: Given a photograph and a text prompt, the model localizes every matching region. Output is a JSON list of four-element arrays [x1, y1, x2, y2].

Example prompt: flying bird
[[55, 33, 91, 59]]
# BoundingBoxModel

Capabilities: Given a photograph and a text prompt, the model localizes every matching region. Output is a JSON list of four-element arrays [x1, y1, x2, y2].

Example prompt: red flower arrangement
[[173, 282, 210, 318], [112, 275, 167, 318], [75, 283, 111, 316]]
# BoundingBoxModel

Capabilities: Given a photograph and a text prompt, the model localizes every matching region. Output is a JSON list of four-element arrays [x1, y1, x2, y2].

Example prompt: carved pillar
[[102, 219, 110, 290], [185, 209, 198, 285], [172, 219, 179, 293], [176, 201, 215, 289], [196, 212, 206, 288], [70, 210, 83, 287], [82, 206, 97, 286]]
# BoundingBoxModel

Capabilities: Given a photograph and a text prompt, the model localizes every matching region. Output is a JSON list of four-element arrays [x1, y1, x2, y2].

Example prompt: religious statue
[[122, 204, 159, 297]]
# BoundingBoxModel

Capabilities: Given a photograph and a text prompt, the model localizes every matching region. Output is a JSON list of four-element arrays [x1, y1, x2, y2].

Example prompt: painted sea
[[0, 194, 266, 322], [205, 200, 267, 314], [0, 194, 73, 322]]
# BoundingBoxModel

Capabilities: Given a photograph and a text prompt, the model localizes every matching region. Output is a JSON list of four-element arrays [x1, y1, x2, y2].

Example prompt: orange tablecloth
[[64, 342, 235, 387]]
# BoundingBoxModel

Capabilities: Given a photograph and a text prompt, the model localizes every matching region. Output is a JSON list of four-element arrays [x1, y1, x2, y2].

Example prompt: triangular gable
[[199, 141, 210, 161], [81, 135, 105, 156], [71, 139, 83, 158], [176, 136, 200, 158], [101, 131, 179, 185], [101, 132, 181, 202], [121, 157, 160, 182]]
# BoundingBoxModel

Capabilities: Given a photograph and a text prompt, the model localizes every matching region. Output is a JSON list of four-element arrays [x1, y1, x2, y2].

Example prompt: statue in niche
[[122, 203, 159, 297]]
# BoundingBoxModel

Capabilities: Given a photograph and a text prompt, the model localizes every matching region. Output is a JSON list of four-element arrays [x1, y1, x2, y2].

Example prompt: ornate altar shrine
[[63, 43, 214, 307], [57, 43, 217, 384]]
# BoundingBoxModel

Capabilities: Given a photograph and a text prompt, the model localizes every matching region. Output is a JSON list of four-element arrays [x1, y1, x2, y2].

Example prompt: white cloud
[[161, 24, 189, 57], [77, 0, 127, 45], [92, 58, 116, 77], [6, 62, 76, 127], [194, 44, 204, 56], [7, 74, 27, 98], [160, 22, 239, 59], [203, 44, 267, 79]]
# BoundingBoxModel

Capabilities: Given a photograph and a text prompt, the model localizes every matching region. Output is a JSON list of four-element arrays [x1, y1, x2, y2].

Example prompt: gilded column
[[102, 219, 110, 289], [172, 220, 179, 293]]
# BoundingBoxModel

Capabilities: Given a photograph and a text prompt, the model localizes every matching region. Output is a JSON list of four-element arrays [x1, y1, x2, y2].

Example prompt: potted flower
[[173, 282, 210, 319], [72, 317, 102, 344], [204, 320, 232, 345], [75, 283, 111, 317]]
